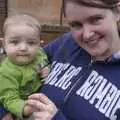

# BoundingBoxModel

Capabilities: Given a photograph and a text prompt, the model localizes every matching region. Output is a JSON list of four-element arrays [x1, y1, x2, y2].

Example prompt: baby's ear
[[0, 38, 4, 47], [0, 38, 3, 42]]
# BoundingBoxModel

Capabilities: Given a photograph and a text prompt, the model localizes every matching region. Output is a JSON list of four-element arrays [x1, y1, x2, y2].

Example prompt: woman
[[2, 0, 120, 120]]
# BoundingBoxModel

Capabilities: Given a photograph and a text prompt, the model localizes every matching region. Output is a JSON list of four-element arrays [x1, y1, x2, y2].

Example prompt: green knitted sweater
[[0, 49, 49, 118]]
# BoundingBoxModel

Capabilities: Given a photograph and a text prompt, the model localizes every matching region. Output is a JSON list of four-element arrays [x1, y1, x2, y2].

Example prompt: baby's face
[[4, 24, 40, 65]]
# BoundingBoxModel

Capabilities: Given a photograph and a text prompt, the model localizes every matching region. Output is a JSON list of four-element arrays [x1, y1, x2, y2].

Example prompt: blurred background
[[0, 0, 70, 46]]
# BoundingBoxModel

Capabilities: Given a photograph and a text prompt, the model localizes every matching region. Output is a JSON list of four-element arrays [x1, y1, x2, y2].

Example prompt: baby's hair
[[3, 14, 41, 36]]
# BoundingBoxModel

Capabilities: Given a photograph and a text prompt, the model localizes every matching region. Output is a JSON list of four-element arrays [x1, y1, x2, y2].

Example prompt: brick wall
[[8, 0, 62, 24], [0, 0, 7, 37], [0, 0, 69, 46]]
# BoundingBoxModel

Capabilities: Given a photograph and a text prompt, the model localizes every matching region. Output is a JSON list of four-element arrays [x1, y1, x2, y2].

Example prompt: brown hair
[[3, 14, 41, 36], [63, 0, 120, 34], [63, 0, 119, 16]]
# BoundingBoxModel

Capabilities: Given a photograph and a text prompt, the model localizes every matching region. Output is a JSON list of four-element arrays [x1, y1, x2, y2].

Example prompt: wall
[[0, 0, 69, 47], [7, 0, 69, 46], [8, 0, 62, 25], [0, 0, 7, 37]]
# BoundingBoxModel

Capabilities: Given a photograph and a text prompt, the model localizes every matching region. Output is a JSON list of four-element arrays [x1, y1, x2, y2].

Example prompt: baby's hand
[[40, 66, 50, 78], [2, 113, 14, 120]]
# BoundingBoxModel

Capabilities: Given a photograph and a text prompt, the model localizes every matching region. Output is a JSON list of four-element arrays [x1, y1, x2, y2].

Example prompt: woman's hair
[[63, 0, 120, 34], [64, 0, 119, 8], [3, 14, 41, 36], [63, 0, 119, 16]]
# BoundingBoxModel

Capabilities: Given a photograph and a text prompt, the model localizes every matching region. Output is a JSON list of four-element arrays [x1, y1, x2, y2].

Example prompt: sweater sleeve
[[52, 109, 69, 120], [0, 69, 25, 118]]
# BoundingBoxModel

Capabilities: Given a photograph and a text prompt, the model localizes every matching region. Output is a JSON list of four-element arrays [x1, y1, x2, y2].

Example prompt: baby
[[0, 14, 50, 119]]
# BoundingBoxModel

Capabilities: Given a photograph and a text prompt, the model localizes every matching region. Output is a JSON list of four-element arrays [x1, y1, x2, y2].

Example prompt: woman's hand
[[23, 99, 38, 117], [27, 93, 58, 120]]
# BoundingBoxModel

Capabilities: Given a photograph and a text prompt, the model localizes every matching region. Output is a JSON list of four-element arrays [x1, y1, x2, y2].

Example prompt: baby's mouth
[[17, 54, 29, 56]]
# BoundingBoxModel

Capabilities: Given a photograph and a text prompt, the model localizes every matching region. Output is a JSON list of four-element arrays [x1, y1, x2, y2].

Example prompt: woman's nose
[[82, 26, 94, 40]]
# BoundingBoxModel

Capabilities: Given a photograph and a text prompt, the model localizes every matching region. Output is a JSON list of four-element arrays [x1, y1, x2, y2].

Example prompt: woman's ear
[[116, 3, 120, 34], [118, 2, 120, 11], [116, 2, 120, 21]]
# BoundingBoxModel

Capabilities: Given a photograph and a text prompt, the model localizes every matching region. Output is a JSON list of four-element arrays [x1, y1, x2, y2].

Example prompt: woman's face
[[65, 2, 120, 60]]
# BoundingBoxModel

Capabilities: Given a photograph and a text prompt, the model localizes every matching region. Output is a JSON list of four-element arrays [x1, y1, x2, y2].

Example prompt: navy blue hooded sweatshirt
[[1, 32, 120, 120], [0, 105, 8, 119], [40, 32, 120, 120]]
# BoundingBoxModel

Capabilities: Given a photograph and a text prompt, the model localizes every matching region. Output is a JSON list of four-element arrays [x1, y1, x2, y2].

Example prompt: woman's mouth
[[87, 39, 98, 45], [86, 36, 103, 46]]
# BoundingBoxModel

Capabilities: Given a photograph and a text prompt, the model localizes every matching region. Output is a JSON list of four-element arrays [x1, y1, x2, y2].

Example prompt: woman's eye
[[69, 22, 82, 29], [90, 16, 103, 24]]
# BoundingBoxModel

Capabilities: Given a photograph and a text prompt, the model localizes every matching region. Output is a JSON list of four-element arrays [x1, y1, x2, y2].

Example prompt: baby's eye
[[9, 39, 19, 44], [28, 41, 37, 45]]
